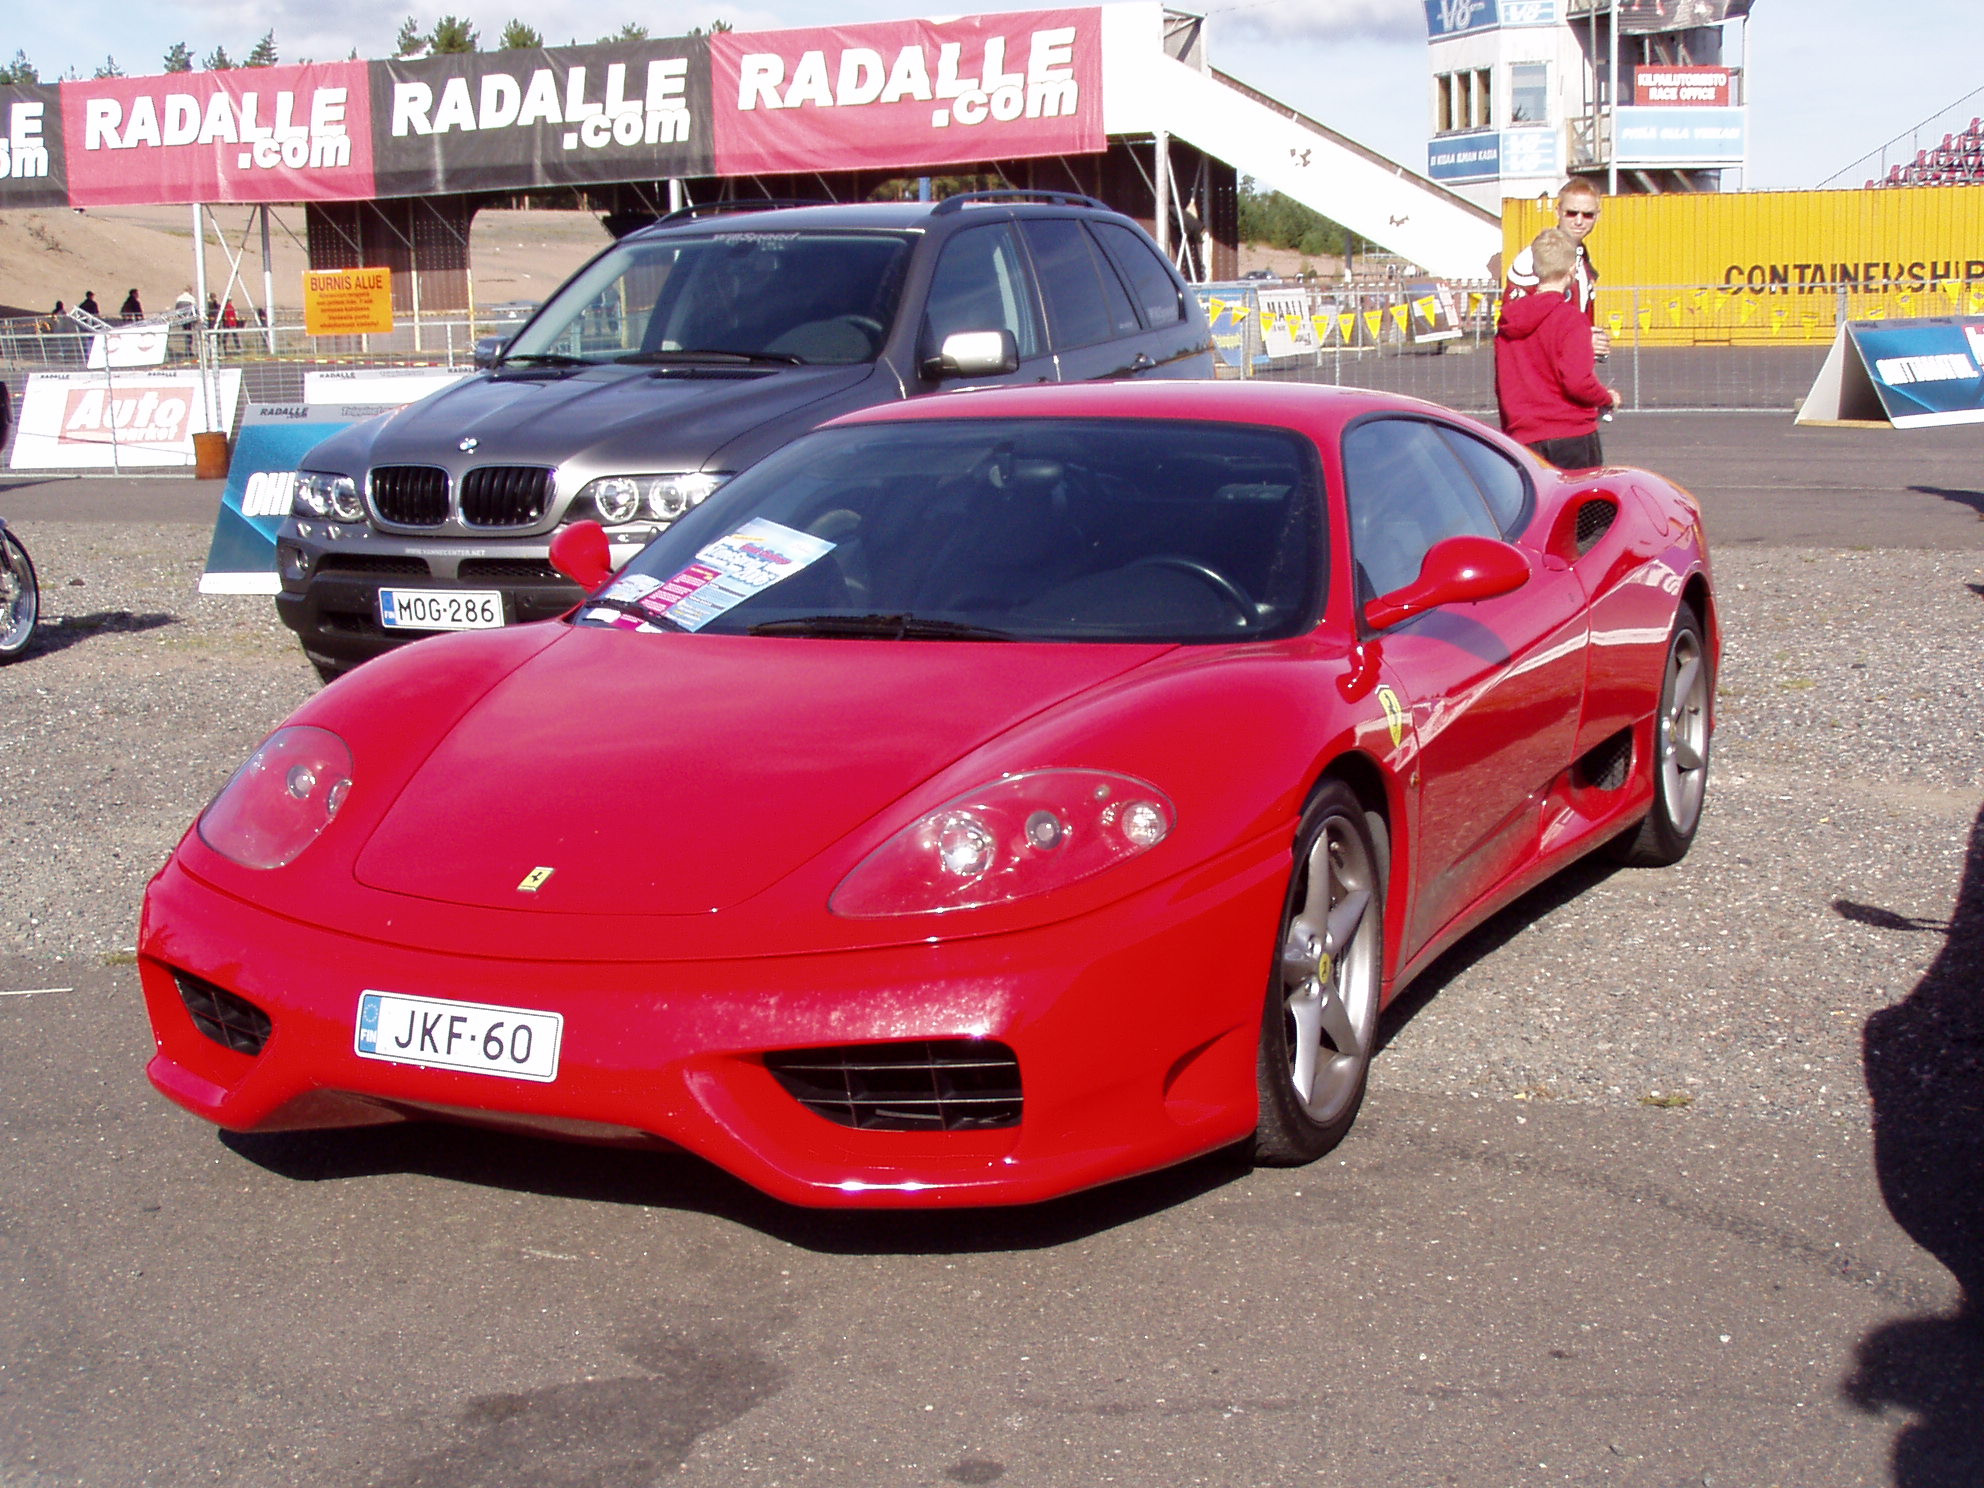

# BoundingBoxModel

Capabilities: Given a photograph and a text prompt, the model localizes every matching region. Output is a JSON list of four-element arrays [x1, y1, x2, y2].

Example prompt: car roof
[[824, 379, 1469, 442], [624, 197, 1139, 240]]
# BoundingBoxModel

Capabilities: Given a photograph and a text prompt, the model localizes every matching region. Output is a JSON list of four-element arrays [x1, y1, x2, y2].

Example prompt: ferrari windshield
[[576, 419, 1324, 643], [506, 230, 914, 366]]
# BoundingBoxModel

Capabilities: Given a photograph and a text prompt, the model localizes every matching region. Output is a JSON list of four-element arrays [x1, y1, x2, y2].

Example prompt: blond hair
[[1529, 228, 1579, 283], [1558, 177, 1601, 209]]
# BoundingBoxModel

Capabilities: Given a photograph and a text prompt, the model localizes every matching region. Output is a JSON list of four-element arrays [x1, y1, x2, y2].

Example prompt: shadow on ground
[[1843, 804, 1984, 1487]]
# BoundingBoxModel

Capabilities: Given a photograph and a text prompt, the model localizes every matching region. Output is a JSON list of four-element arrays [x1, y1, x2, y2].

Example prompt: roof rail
[[649, 198, 837, 227], [929, 189, 1111, 216]]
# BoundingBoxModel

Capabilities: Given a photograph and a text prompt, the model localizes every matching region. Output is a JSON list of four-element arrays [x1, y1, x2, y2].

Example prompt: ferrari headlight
[[830, 770, 1175, 917], [197, 725, 354, 869], [577, 472, 729, 526], [293, 471, 363, 523]]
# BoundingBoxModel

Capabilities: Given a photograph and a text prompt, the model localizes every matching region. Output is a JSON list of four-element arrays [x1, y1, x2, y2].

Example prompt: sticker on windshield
[[602, 519, 836, 633]]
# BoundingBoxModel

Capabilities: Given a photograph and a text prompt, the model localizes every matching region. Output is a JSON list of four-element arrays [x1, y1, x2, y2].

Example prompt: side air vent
[[370, 467, 450, 527], [461, 467, 553, 527], [1574, 498, 1618, 556], [765, 1039, 1022, 1131], [1573, 727, 1634, 792], [172, 969, 273, 1055]]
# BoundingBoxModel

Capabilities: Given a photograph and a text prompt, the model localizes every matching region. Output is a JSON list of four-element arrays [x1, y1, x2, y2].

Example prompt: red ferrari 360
[[139, 380, 1714, 1207]]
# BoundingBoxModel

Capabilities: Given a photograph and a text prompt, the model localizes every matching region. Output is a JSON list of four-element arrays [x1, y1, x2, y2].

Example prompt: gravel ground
[[3, 525, 1979, 1131]]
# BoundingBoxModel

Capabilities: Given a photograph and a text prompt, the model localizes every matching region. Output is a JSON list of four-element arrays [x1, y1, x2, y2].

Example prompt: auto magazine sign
[[371, 36, 713, 194], [9, 370, 243, 469], [62, 61, 374, 205], [709, 9, 1103, 175]]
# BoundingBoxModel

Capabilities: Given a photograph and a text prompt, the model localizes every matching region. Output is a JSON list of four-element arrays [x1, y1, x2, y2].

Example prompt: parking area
[[1, 411, 1979, 1486]]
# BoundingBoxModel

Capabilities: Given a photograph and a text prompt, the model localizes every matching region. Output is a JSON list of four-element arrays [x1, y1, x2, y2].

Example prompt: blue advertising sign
[[1797, 316, 1984, 429], [1425, 0, 1559, 37], [1613, 106, 1745, 164], [1427, 131, 1500, 182], [199, 405, 365, 593], [1426, 129, 1557, 182]]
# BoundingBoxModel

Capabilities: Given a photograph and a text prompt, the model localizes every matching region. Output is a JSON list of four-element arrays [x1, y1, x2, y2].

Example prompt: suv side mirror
[[549, 521, 615, 591], [924, 329, 1018, 381], [473, 336, 506, 370], [1363, 534, 1530, 631]]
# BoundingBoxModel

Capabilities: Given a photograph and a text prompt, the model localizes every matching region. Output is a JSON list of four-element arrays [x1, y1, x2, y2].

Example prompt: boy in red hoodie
[[1494, 228, 1621, 469]]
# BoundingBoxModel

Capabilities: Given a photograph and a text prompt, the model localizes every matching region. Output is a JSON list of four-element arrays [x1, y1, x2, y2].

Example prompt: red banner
[[1633, 66, 1733, 107], [62, 61, 375, 205], [711, 9, 1103, 176]]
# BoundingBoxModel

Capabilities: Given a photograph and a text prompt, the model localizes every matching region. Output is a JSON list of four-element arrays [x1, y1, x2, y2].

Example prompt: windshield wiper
[[748, 612, 1015, 641], [573, 595, 686, 631], [614, 349, 805, 367]]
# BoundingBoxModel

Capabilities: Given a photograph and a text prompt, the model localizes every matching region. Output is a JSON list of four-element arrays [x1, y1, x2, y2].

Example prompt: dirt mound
[[0, 204, 616, 323]]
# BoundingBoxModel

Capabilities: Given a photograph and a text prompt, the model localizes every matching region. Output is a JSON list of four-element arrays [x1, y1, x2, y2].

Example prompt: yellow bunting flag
[[1389, 304, 1410, 334], [1207, 296, 1227, 323], [1339, 313, 1357, 343], [1362, 309, 1383, 340]]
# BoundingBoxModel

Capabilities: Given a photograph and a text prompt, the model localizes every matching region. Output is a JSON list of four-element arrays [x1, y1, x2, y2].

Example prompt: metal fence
[[1195, 280, 1854, 414], [0, 284, 1862, 467]]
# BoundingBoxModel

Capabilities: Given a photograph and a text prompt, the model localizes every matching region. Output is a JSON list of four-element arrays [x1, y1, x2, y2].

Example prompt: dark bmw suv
[[277, 191, 1214, 678]]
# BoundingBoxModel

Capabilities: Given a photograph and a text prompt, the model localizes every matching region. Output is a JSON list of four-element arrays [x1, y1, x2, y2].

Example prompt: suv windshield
[[506, 230, 914, 367], [574, 419, 1324, 643]]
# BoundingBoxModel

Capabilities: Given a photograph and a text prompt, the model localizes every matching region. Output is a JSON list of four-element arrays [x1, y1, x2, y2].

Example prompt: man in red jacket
[[1495, 228, 1622, 469]]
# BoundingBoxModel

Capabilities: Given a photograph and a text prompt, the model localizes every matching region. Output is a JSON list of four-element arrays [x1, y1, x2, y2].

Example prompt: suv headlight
[[293, 472, 364, 523], [577, 473, 729, 526]]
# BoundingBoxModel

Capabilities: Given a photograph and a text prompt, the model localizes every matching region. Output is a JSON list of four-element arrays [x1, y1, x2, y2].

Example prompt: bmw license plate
[[379, 588, 505, 631], [355, 991, 562, 1082]]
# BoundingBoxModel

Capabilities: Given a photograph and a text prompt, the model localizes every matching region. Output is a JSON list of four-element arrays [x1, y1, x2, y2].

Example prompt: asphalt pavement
[[1, 412, 1980, 1488]]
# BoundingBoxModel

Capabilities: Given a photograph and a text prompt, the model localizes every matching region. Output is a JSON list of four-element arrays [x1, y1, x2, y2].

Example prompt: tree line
[[1237, 177, 1348, 259], [0, 17, 736, 85]]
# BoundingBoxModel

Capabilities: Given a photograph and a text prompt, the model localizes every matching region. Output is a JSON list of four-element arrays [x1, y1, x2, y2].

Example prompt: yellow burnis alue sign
[[303, 268, 395, 335]]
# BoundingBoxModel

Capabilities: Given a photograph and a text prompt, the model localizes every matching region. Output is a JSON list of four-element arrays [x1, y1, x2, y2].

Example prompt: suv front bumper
[[275, 522, 587, 672]]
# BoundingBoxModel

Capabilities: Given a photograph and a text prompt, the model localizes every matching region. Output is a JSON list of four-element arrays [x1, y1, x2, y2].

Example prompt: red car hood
[[353, 626, 1168, 915]]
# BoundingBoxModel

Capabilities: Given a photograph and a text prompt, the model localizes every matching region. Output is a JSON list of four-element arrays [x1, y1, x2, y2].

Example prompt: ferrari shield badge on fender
[[517, 867, 554, 892], [1376, 686, 1406, 749]]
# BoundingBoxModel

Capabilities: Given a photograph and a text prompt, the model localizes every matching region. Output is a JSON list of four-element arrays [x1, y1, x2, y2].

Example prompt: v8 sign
[[711, 9, 1102, 176]]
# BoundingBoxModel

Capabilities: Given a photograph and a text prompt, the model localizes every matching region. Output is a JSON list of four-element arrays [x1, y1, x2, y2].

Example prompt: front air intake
[[765, 1039, 1022, 1131], [172, 969, 273, 1055], [369, 467, 450, 526], [460, 467, 553, 527]]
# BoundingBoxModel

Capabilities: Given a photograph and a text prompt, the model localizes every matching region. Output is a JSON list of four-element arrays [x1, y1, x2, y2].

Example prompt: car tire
[[1611, 602, 1711, 867], [0, 528, 39, 663], [1254, 779, 1387, 1165]]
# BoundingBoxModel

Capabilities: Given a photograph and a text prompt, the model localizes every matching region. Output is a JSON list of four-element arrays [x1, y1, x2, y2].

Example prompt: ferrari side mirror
[[549, 520, 615, 591], [1363, 534, 1530, 631]]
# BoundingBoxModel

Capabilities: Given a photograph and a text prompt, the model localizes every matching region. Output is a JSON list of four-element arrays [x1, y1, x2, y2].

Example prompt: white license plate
[[379, 588, 505, 631], [354, 991, 562, 1082]]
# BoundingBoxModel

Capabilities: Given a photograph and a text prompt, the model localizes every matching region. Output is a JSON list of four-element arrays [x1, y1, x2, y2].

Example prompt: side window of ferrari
[[1433, 424, 1531, 535], [1340, 418, 1500, 599]]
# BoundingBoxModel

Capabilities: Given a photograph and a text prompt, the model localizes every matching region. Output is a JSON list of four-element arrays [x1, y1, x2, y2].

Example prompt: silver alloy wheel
[[1278, 811, 1380, 1125], [1658, 623, 1709, 838], [0, 531, 36, 658]]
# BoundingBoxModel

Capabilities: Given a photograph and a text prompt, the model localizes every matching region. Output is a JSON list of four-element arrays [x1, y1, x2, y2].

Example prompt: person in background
[[206, 293, 220, 326], [1495, 227, 1621, 470], [173, 288, 198, 357], [220, 298, 241, 350], [78, 291, 100, 318], [119, 288, 144, 321], [1505, 178, 1609, 358]]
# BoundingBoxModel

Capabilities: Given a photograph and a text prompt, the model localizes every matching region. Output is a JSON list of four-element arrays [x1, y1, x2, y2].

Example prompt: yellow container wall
[[1500, 187, 1984, 345]]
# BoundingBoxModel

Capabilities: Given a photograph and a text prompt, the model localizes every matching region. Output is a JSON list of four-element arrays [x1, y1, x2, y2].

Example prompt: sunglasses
[[1562, 209, 1598, 220]]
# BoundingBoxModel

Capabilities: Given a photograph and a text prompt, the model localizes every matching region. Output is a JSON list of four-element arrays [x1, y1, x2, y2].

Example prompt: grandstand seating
[[1869, 119, 1984, 186]]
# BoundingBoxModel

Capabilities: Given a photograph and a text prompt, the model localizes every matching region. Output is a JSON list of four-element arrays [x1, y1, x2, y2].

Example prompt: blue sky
[[10, 0, 1975, 190]]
